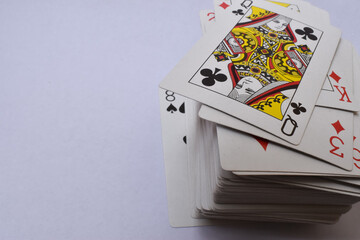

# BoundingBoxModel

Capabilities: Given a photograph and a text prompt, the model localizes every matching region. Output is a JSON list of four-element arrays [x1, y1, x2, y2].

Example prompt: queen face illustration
[[228, 76, 263, 102], [266, 15, 291, 31]]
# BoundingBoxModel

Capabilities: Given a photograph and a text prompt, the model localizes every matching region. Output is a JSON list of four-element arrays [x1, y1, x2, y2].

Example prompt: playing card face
[[159, 88, 212, 227], [160, 0, 341, 144], [198, 16, 357, 170], [216, 124, 360, 176], [201, 105, 354, 170], [317, 39, 359, 112], [207, 2, 355, 113], [200, 6, 352, 170]]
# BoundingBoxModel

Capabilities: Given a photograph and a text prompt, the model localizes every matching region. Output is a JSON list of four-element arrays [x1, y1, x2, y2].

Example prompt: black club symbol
[[291, 102, 307, 115], [295, 27, 318, 41], [232, 9, 244, 16], [200, 68, 227, 87]]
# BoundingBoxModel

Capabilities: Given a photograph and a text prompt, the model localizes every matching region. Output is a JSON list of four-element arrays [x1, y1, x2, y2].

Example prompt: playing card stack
[[159, 0, 360, 226]]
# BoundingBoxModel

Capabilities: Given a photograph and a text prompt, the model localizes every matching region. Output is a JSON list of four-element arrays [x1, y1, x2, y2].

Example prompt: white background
[[0, 0, 360, 239]]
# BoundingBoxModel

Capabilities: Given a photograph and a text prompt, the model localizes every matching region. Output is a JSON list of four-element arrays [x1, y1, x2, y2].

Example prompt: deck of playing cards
[[159, 0, 360, 226]]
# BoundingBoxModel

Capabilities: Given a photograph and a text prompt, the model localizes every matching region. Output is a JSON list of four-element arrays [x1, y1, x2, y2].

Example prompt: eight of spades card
[[159, 88, 191, 226]]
